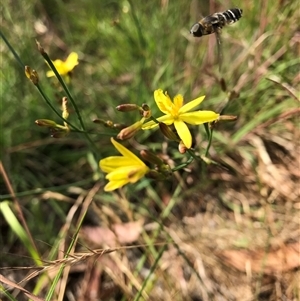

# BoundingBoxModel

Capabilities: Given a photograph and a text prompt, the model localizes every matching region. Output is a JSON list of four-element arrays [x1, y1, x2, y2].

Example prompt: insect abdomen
[[221, 8, 243, 25]]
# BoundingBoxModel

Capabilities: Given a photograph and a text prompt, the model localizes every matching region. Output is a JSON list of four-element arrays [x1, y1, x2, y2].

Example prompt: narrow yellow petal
[[180, 111, 219, 125], [47, 59, 64, 76], [106, 166, 135, 180], [141, 120, 158, 129], [106, 166, 148, 183], [46, 70, 55, 77], [179, 95, 205, 113], [154, 89, 173, 114], [52, 59, 65, 74], [174, 120, 192, 148], [111, 138, 143, 164], [65, 52, 79, 70], [104, 179, 128, 191], [99, 156, 139, 173], [142, 114, 174, 129], [52, 59, 63, 66], [173, 94, 184, 108], [52, 60, 65, 71]]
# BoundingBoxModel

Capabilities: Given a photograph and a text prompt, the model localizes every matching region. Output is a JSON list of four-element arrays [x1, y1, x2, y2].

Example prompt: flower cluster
[[97, 89, 221, 191], [33, 46, 235, 192]]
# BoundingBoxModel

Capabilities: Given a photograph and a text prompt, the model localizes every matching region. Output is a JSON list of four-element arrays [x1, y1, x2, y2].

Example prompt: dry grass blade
[[20, 247, 126, 285], [0, 274, 45, 301], [267, 76, 300, 102]]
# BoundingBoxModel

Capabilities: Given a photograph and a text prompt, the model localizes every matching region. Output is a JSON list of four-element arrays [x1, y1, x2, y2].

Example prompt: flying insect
[[190, 8, 243, 71]]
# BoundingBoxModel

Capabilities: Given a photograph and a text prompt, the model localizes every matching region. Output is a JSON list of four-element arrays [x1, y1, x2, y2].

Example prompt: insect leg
[[215, 27, 223, 72]]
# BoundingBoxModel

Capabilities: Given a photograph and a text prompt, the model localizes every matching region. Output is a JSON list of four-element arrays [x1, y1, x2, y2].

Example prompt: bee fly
[[190, 8, 243, 37], [190, 8, 243, 71]]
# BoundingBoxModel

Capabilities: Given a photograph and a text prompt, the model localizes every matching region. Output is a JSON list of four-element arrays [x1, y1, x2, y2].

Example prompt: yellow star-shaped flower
[[99, 138, 149, 191], [142, 89, 219, 148], [46, 52, 79, 77]]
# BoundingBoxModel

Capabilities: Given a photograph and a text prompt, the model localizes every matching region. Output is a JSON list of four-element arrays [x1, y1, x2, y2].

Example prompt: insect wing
[[203, 14, 220, 25]]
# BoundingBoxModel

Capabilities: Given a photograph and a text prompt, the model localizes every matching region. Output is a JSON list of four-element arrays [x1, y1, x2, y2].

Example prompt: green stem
[[42, 52, 86, 130], [42, 51, 99, 155], [133, 244, 167, 301], [35, 84, 80, 131], [172, 155, 194, 172], [0, 30, 24, 69], [205, 127, 213, 157]]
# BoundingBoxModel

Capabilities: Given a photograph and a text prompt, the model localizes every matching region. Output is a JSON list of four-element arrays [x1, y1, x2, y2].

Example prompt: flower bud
[[113, 123, 126, 129], [62, 97, 69, 120], [25, 66, 32, 79], [49, 127, 70, 138], [156, 163, 172, 178], [31, 70, 39, 85], [117, 118, 145, 140], [140, 150, 164, 166], [218, 115, 238, 121], [147, 166, 172, 180], [147, 170, 166, 180], [142, 109, 151, 119], [141, 103, 151, 117], [93, 119, 126, 129], [141, 104, 150, 111], [159, 123, 179, 142], [93, 118, 113, 126], [35, 119, 57, 127], [25, 66, 39, 85], [116, 104, 139, 112], [178, 141, 187, 154]]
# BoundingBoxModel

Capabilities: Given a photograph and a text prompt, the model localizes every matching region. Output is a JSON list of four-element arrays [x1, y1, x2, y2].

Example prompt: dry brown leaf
[[80, 220, 144, 247], [219, 242, 300, 274]]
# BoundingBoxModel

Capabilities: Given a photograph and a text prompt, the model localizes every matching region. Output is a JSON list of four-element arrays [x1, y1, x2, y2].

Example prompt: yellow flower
[[142, 89, 219, 148], [99, 138, 150, 191], [46, 52, 79, 77]]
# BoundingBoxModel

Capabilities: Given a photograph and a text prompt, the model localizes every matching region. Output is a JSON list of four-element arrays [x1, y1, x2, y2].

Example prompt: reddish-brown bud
[[116, 104, 139, 112], [140, 150, 164, 165], [178, 141, 187, 154], [113, 123, 126, 129], [218, 115, 238, 121], [159, 123, 179, 141], [117, 118, 144, 140]]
